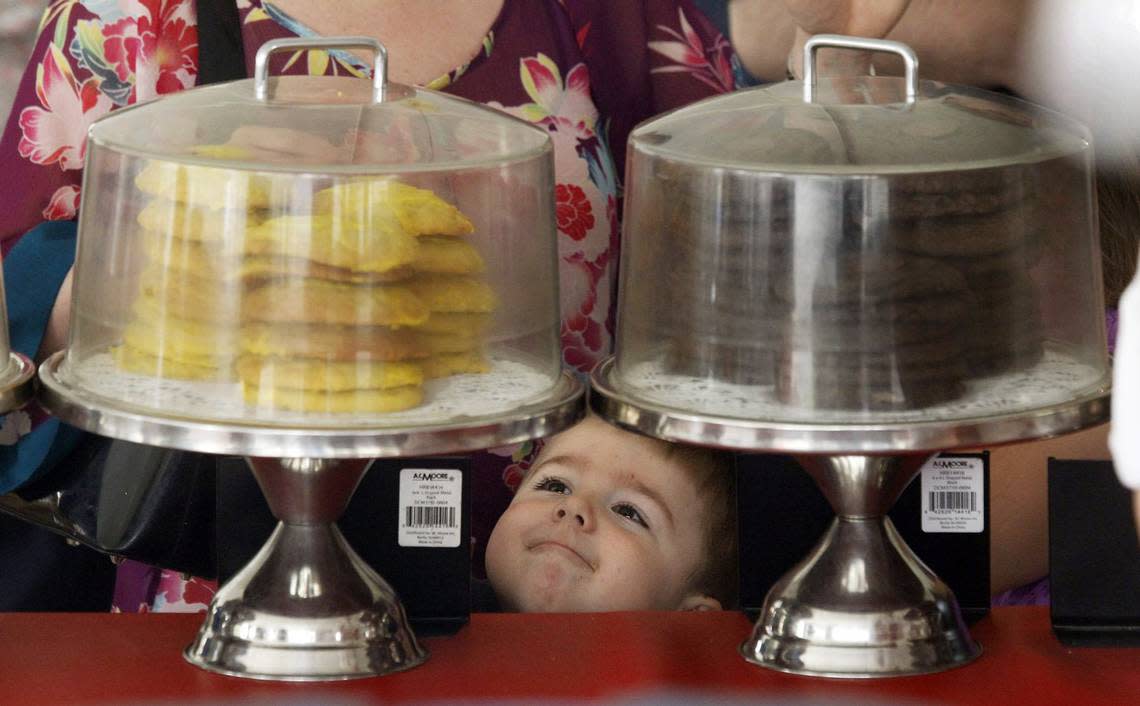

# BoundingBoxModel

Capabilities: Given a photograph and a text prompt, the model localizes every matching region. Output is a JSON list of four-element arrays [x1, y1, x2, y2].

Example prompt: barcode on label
[[928, 491, 977, 513], [405, 506, 457, 528]]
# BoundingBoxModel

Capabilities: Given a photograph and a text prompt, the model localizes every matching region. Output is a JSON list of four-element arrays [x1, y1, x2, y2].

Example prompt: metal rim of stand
[[0, 352, 36, 414]]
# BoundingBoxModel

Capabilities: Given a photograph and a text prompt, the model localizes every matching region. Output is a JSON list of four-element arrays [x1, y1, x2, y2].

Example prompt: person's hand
[[781, 0, 912, 78], [781, 0, 911, 38], [36, 266, 73, 363]]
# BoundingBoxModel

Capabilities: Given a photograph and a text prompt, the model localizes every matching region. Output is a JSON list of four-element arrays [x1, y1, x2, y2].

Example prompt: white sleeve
[[1110, 258, 1140, 489]]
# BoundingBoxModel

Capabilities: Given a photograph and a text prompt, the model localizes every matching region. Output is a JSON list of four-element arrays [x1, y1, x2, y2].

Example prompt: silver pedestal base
[[184, 457, 426, 681], [740, 516, 980, 677], [184, 522, 426, 681]]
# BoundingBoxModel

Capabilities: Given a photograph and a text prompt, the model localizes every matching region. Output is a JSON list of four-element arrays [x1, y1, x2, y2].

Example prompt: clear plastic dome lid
[[636, 72, 1085, 175], [613, 36, 1109, 426], [61, 39, 563, 428], [91, 50, 548, 173]]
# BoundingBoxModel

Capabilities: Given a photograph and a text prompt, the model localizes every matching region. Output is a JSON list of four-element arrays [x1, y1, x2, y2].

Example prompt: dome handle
[[254, 37, 389, 102], [803, 34, 918, 105]]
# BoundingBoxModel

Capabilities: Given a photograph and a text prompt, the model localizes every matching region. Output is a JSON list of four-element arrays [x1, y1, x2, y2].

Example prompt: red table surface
[[0, 607, 1135, 705]]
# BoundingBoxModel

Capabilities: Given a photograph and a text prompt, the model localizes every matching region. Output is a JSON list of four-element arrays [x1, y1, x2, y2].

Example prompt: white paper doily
[[64, 350, 558, 428], [620, 347, 1106, 424]]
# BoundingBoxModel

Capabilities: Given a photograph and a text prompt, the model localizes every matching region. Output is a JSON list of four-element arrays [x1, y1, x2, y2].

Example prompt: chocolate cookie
[[778, 339, 968, 411], [773, 254, 971, 410], [880, 166, 1033, 219], [888, 203, 1036, 258], [665, 337, 777, 386]]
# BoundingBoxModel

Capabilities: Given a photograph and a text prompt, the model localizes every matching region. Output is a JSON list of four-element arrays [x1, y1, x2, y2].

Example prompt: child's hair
[[1097, 155, 1140, 309], [664, 443, 739, 609]]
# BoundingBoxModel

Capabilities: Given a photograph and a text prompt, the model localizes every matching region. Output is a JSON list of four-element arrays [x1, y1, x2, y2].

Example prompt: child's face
[[485, 417, 719, 612]]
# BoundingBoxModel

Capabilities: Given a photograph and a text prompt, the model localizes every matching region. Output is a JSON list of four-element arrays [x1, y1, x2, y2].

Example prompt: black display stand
[[1049, 458, 1140, 646]]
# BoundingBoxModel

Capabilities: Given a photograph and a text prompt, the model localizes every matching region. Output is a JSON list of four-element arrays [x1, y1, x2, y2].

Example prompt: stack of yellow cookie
[[238, 179, 496, 412], [116, 157, 268, 381], [117, 158, 497, 415]]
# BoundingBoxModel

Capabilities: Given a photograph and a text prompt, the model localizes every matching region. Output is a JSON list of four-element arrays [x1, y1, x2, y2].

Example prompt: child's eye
[[612, 503, 649, 529], [534, 477, 570, 494]]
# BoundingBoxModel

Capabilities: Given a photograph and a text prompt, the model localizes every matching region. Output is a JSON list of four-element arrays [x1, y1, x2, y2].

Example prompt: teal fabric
[[1, 220, 85, 493]]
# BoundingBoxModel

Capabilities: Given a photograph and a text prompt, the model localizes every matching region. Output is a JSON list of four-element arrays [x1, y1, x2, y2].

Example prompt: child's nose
[[555, 499, 593, 529], [555, 508, 585, 526]]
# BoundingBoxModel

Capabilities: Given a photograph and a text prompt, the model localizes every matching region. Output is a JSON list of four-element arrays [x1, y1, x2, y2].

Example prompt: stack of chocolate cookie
[[886, 166, 1044, 376], [651, 163, 790, 386], [648, 160, 1045, 412], [774, 251, 971, 411]]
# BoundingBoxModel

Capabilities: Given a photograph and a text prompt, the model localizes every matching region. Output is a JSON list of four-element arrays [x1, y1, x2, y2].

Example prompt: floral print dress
[[0, 0, 739, 611]]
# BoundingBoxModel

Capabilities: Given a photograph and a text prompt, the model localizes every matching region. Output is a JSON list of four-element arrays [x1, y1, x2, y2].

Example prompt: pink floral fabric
[[2, 1, 197, 240], [110, 559, 216, 613], [0, 0, 738, 606]]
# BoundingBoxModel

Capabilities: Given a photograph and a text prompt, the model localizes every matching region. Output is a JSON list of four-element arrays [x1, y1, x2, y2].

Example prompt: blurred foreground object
[[0, 0, 40, 120], [1021, 0, 1140, 166], [1109, 251, 1140, 536]]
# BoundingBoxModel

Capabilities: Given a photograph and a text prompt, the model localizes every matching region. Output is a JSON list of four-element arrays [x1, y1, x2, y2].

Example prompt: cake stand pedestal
[[38, 351, 584, 681], [590, 356, 1109, 678]]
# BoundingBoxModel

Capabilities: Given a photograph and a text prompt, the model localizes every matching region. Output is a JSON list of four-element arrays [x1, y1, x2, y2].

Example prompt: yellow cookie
[[191, 143, 254, 160], [131, 289, 240, 330], [239, 323, 431, 361], [242, 280, 430, 327], [418, 312, 493, 336], [242, 382, 424, 413], [123, 313, 236, 360], [405, 275, 497, 313], [141, 232, 245, 273], [137, 198, 263, 243], [239, 256, 413, 284], [236, 355, 424, 391], [249, 212, 419, 274], [313, 179, 474, 236], [114, 345, 226, 381], [420, 350, 491, 379], [135, 269, 242, 322], [413, 236, 485, 274], [135, 160, 272, 210], [413, 331, 482, 354]]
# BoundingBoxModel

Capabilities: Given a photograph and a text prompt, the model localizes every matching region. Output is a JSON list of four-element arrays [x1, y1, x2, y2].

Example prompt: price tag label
[[398, 468, 462, 548], [921, 456, 984, 534]]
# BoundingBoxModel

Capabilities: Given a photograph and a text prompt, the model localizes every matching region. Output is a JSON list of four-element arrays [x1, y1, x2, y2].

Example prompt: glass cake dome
[[62, 47, 560, 428], [613, 58, 1109, 424]]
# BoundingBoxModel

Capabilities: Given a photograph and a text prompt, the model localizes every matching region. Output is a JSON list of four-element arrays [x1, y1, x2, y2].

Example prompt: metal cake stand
[[39, 350, 585, 681], [0, 251, 37, 414], [0, 351, 36, 414], [590, 355, 1109, 678]]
